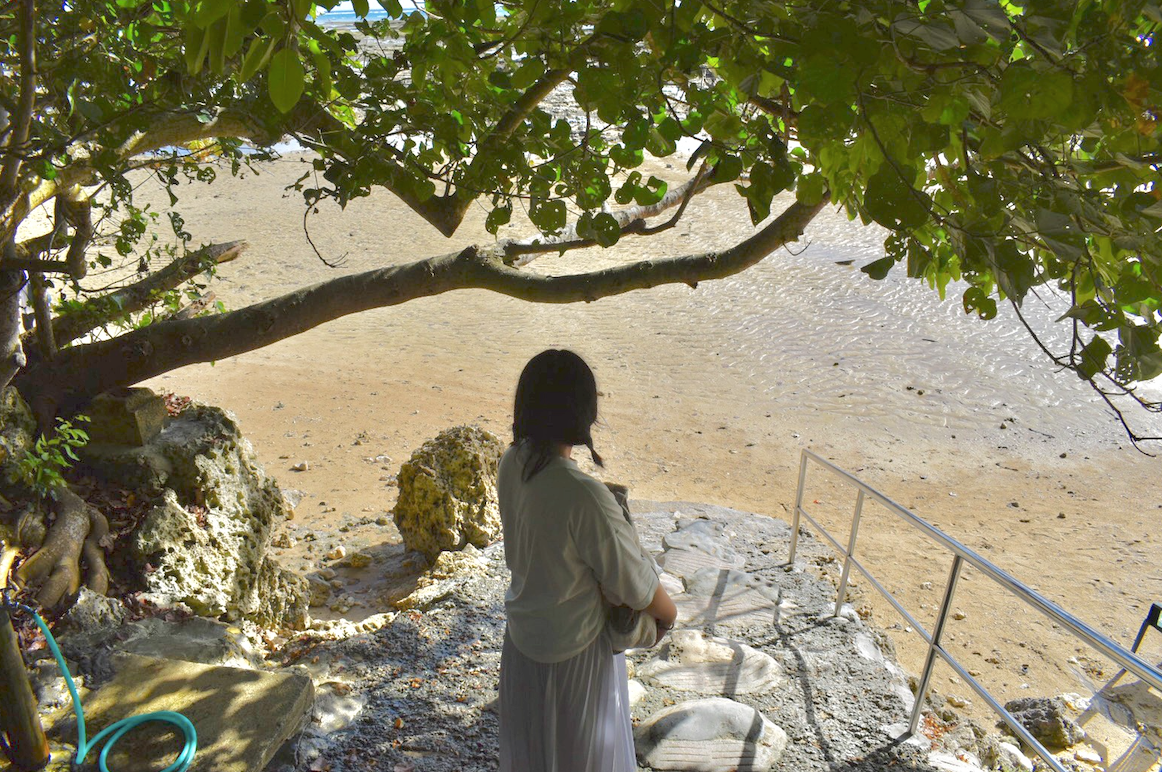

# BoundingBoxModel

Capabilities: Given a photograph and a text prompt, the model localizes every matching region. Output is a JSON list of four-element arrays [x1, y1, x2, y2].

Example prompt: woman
[[497, 349, 678, 772]]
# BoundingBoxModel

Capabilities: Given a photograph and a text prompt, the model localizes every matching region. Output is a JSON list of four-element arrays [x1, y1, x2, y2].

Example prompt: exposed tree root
[[82, 509, 110, 595], [13, 488, 108, 609], [14, 505, 46, 549]]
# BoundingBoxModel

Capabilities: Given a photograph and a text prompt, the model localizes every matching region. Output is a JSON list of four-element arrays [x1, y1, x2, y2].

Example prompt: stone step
[[634, 697, 787, 772], [657, 547, 745, 579], [672, 567, 782, 635], [54, 654, 313, 772], [637, 630, 784, 696]]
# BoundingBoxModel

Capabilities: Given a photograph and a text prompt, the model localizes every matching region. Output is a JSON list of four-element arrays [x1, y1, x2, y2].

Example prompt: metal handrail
[[790, 449, 1162, 772]]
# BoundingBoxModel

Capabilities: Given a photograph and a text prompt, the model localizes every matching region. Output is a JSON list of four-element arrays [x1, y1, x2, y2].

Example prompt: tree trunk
[[0, 604, 49, 771], [0, 543, 49, 772], [16, 199, 825, 415], [0, 259, 28, 395]]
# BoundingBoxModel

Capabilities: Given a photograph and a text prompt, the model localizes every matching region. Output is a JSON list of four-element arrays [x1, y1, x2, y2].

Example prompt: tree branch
[[1, 108, 274, 245], [28, 272, 55, 360], [47, 240, 246, 348], [18, 199, 826, 413], [748, 94, 798, 125], [0, 0, 36, 206], [501, 164, 716, 264], [419, 66, 574, 236], [60, 189, 92, 281]]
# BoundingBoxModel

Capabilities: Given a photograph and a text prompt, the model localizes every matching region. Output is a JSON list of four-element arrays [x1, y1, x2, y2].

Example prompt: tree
[[0, 0, 1159, 606]]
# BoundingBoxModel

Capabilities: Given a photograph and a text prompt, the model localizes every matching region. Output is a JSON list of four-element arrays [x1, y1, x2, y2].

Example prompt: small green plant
[[17, 416, 90, 499]]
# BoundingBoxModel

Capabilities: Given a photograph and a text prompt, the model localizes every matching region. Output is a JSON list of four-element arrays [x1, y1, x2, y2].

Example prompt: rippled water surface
[[195, 167, 1162, 452]]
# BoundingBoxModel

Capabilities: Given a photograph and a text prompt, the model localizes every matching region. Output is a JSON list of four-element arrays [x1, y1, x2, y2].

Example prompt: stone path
[[264, 501, 934, 772]]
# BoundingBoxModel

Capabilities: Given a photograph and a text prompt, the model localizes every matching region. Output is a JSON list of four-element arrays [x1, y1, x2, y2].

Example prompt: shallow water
[[160, 156, 1160, 455]]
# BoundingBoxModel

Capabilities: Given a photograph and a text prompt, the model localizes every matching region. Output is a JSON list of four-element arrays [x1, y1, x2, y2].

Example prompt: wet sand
[[138, 152, 1162, 724]]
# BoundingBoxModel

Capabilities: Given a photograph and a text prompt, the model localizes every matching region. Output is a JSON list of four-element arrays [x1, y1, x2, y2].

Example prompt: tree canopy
[[0, 0, 1159, 444]]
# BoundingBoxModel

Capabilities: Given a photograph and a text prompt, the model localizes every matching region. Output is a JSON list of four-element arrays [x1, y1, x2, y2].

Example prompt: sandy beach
[[133, 150, 1162, 724]]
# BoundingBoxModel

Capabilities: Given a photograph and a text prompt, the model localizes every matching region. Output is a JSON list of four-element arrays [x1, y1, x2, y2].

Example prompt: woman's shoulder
[[552, 462, 618, 510]]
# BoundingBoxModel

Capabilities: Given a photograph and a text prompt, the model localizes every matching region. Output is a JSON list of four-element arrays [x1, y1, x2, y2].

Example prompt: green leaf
[[268, 48, 305, 113], [798, 53, 856, 103], [485, 204, 512, 235], [207, 16, 228, 73], [609, 145, 643, 169], [591, 213, 621, 247], [353, 0, 370, 16], [861, 256, 896, 280], [194, 0, 234, 26], [1077, 336, 1112, 380], [378, 0, 404, 16], [713, 155, 743, 183], [796, 173, 826, 207], [622, 118, 649, 150], [998, 63, 1074, 119], [512, 58, 545, 90], [633, 176, 668, 206], [531, 200, 567, 233], [962, 286, 998, 320], [993, 241, 1036, 303], [863, 165, 931, 231], [239, 35, 277, 81], [184, 23, 211, 74]]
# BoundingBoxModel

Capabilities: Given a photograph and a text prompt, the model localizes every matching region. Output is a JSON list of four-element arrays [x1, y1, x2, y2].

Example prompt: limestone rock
[[251, 557, 310, 629], [112, 616, 265, 669], [339, 551, 373, 569], [390, 544, 487, 610], [56, 614, 266, 684], [55, 588, 126, 637], [306, 574, 333, 607], [130, 406, 308, 629], [1003, 696, 1084, 749], [392, 425, 504, 560], [637, 630, 784, 696], [986, 741, 1034, 772], [635, 697, 788, 771], [85, 388, 167, 446]]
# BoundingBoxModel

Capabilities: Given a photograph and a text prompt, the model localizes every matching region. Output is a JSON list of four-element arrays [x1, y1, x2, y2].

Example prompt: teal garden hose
[[8, 601, 197, 772]]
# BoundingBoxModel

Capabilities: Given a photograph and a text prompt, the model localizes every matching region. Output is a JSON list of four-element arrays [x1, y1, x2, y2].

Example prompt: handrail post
[[909, 554, 963, 735], [789, 450, 809, 563], [834, 489, 865, 618]]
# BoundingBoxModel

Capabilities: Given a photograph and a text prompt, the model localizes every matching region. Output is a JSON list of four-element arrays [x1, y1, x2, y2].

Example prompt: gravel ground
[[265, 503, 937, 772]]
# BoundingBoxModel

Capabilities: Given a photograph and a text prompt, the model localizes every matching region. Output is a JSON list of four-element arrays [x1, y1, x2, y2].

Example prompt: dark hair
[[512, 349, 604, 480]]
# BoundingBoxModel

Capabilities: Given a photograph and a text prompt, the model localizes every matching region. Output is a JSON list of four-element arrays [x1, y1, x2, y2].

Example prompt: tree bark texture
[[0, 604, 49, 771], [17, 199, 826, 415], [0, 542, 50, 772], [0, 264, 28, 395]]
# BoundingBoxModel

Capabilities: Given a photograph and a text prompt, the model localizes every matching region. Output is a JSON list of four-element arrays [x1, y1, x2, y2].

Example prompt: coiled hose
[[12, 602, 197, 772]]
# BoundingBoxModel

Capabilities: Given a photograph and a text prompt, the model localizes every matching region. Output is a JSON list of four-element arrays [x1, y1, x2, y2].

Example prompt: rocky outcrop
[[392, 425, 504, 560], [127, 405, 308, 628], [1002, 696, 1085, 749]]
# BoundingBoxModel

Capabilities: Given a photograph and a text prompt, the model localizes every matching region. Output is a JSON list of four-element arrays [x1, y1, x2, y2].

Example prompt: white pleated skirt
[[499, 628, 637, 772]]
